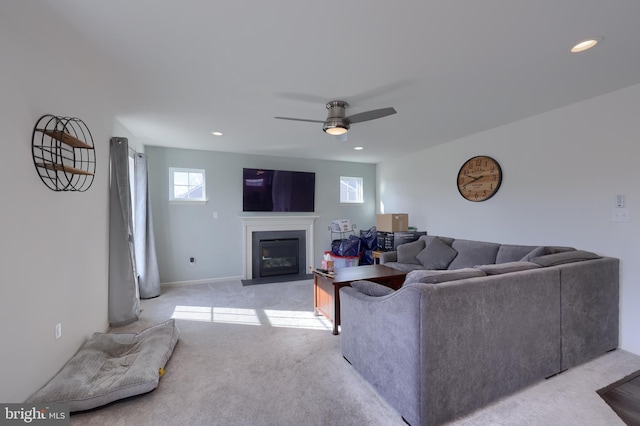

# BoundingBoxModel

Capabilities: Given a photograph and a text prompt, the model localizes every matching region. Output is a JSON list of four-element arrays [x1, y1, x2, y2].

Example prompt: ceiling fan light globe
[[324, 126, 349, 136], [323, 117, 349, 135]]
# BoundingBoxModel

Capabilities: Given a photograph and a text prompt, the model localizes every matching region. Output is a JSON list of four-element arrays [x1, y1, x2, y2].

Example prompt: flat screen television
[[243, 168, 315, 212]]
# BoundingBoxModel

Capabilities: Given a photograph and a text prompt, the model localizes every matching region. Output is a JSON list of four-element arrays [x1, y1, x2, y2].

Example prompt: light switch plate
[[612, 208, 630, 222]]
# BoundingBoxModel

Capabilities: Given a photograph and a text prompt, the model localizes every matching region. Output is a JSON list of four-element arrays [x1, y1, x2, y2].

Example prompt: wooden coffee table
[[313, 265, 407, 335]]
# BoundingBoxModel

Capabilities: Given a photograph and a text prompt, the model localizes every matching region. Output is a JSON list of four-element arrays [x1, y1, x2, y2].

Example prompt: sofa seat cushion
[[416, 237, 458, 269], [396, 239, 426, 264], [405, 268, 486, 284], [384, 262, 429, 272], [447, 239, 501, 270], [531, 250, 601, 267], [350, 280, 395, 296], [475, 261, 542, 275]]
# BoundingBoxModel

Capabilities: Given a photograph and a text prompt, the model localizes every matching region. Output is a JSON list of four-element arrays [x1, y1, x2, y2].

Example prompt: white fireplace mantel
[[239, 215, 319, 279]]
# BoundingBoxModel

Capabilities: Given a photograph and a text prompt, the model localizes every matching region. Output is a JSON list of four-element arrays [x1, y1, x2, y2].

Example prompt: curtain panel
[[108, 137, 140, 325], [134, 153, 161, 298]]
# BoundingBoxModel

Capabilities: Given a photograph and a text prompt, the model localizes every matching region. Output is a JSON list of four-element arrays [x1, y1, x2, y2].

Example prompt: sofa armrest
[[340, 285, 425, 423], [558, 257, 619, 370], [377, 251, 397, 264]]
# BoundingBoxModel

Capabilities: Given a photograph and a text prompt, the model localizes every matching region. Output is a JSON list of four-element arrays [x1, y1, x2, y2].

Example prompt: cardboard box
[[376, 214, 409, 232]]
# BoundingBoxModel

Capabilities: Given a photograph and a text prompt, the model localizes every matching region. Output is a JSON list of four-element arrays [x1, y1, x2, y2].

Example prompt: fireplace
[[252, 230, 306, 279], [240, 216, 318, 280]]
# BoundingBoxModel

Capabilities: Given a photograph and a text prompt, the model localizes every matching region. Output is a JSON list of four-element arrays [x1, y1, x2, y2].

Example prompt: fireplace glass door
[[259, 238, 299, 277]]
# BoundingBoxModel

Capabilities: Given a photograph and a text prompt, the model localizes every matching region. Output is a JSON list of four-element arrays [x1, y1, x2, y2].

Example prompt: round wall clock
[[457, 155, 502, 202]]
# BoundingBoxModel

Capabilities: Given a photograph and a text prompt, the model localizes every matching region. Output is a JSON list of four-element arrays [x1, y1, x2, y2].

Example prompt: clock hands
[[465, 175, 484, 184]]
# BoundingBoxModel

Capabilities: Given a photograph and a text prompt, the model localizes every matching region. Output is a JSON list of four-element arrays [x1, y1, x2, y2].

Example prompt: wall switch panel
[[612, 208, 630, 222]]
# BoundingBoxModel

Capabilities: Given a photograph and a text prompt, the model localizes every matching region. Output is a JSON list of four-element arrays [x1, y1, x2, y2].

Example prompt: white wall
[[0, 3, 122, 401], [378, 83, 640, 355], [146, 147, 377, 283]]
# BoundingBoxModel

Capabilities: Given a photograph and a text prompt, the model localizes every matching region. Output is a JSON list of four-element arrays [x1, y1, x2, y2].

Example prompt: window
[[169, 167, 206, 202], [340, 176, 363, 204]]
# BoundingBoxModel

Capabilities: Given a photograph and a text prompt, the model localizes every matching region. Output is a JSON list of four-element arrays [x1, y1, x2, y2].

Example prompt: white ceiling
[[43, 0, 640, 163]]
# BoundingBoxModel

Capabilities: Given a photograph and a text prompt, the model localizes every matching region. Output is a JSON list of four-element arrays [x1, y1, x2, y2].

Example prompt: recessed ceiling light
[[353, 146, 364, 151], [570, 37, 602, 53], [211, 131, 224, 136]]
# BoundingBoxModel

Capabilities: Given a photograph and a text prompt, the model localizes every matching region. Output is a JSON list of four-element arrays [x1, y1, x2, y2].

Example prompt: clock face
[[457, 156, 502, 202]]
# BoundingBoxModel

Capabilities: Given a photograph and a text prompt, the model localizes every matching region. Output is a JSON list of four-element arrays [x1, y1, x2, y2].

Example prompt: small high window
[[340, 176, 363, 204], [169, 167, 206, 202]]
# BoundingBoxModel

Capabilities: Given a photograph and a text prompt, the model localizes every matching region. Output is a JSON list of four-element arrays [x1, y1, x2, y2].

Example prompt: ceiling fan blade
[[274, 116, 325, 123], [345, 107, 397, 124]]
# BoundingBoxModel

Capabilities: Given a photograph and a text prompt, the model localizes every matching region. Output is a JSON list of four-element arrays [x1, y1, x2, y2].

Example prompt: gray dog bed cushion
[[26, 319, 179, 412]]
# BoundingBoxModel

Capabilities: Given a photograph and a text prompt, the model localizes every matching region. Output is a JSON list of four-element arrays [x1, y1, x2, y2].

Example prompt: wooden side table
[[372, 250, 384, 264], [313, 269, 337, 327], [313, 265, 407, 335]]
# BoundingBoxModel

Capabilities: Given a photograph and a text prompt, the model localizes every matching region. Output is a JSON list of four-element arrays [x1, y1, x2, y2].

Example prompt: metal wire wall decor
[[31, 114, 95, 191]]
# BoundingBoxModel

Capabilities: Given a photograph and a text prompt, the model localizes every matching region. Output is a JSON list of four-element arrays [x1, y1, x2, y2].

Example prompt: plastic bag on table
[[331, 235, 361, 257], [359, 226, 377, 250], [360, 249, 374, 265]]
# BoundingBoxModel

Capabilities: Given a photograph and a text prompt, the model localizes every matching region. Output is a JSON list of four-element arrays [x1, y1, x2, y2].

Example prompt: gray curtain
[[108, 137, 140, 326], [134, 153, 161, 298]]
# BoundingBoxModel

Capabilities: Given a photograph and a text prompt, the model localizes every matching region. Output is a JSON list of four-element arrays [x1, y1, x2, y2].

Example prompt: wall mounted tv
[[243, 168, 315, 212]]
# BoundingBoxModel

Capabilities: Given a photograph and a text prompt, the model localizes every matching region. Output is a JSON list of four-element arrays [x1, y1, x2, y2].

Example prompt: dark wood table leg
[[333, 283, 341, 335], [333, 282, 350, 335]]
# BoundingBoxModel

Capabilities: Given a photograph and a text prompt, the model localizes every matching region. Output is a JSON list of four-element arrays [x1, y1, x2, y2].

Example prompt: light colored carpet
[[69, 279, 640, 426]]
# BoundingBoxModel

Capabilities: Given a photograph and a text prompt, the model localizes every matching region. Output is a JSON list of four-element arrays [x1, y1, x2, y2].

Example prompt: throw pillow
[[416, 237, 458, 269], [397, 240, 426, 265], [531, 250, 601, 267], [405, 268, 486, 284], [350, 280, 396, 296], [519, 246, 548, 262], [475, 261, 542, 275]]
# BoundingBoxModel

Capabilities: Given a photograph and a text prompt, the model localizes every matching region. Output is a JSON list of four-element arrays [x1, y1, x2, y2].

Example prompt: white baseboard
[[160, 276, 243, 287]]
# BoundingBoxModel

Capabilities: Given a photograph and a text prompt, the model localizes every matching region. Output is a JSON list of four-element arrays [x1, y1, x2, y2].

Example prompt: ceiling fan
[[275, 100, 397, 139]]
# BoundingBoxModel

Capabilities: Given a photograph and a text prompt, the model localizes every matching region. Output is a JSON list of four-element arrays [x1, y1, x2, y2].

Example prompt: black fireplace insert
[[251, 230, 306, 279]]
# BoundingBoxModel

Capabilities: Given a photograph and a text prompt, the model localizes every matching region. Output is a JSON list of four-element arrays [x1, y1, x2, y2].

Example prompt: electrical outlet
[[189, 257, 196, 265], [55, 323, 62, 339]]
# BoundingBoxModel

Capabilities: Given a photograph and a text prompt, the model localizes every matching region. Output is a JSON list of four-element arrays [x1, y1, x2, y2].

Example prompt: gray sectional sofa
[[340, 235, 619, 426]]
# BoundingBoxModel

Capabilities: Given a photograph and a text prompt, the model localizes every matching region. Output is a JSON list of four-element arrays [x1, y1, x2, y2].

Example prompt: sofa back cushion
[[531, 250, 600, 267], [519, 246, 549, 262], [396, 239, 426, 264], [495, 244, 539, 263], [447, 239, 501, 269], [420, 235, 455, 247], [416, 237, 458, 269]]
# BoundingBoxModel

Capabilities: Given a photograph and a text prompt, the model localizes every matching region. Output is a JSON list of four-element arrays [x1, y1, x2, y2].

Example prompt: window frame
[[340, 176, 364, 204], [169, 167, 207, 204]]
